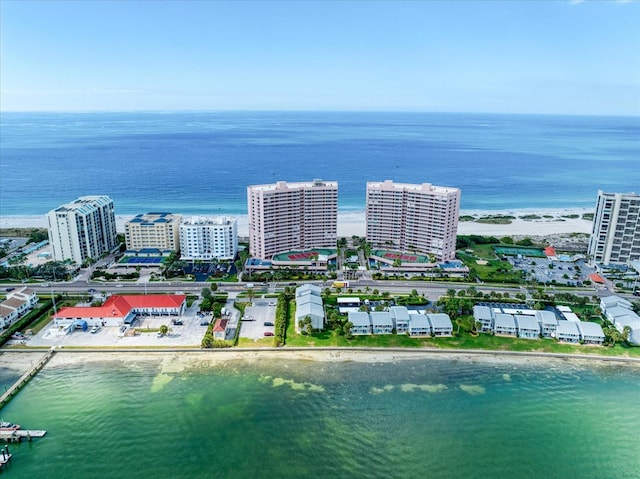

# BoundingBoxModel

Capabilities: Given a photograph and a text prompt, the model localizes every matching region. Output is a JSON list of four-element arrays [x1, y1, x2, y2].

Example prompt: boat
[[0, 421, 21, 431]]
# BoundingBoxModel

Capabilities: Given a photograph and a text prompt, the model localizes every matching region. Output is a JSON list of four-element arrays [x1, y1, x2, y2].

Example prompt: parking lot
[[508, 257, 597, 287], [239, 299, 277, 340]]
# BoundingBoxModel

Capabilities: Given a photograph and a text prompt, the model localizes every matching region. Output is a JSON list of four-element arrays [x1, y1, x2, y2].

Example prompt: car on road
[[5, 287, 15, 292], [90, 325, 100, 334], [263, 321, 274, 327], [264, 331, 274, 337], [268, 301, 277, 307], [172, 319, 183, 325], [115, 284, 123, 288]]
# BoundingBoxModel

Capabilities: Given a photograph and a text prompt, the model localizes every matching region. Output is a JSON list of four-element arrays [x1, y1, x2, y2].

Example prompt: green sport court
[[272, 248, 336, 262], [493, 246, 546, 257]]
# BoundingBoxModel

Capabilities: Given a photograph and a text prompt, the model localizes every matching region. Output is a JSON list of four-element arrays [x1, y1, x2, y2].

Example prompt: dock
[[0, 429, 47, 443], [0, 347, 55, 409], [0, 445, 13, 469]]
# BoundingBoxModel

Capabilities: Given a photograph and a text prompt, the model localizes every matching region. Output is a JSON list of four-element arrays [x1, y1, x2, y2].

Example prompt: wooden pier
[[0, 347, 55, 409]]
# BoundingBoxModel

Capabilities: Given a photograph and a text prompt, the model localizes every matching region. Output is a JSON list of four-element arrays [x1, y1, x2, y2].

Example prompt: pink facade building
[[366, 180, 460, 261], [248, 180, 338, 260]]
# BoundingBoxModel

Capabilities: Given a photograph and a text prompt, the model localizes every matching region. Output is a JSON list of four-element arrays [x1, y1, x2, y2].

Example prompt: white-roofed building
[[515, 315, 540, 339], [600, 295, 633, 311], [576, 321, 605, 345], [473, 305, 493, 333], [389, 306, 410, 334], [371, 311, 393, 334], [348, 311, 371, 335], [493, 313, 517, 337], [535, 310, 558, 338], [296, 284, 322, 298], [427, 313, 453, 336], [295, 285, 325, 333], [408, 313, 431, 337], [556, 320, 580, 343], [562, 312, 581, 322], [337, 297, 361, 314]]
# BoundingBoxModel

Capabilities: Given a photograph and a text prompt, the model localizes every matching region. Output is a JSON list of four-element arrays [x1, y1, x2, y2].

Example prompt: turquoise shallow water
[[2, 354, 640, 478]]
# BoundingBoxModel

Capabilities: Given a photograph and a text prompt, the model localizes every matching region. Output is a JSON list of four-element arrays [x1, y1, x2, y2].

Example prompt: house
[[576, 321, 605, 345], [295, 300, 325, 332], [296, 284, 322, 298], [213, 318, 228, 341], [535, 310, 558, 338], [52, 294, 187, 328], [473, 305, 493, 333], [370, 311, 393, 334], [348, 311, 371, 335], [515, 315, 540, 339], [556, 320, 580, 343], [7, 287, 38, 309], [427, 313, 453, 336], [600, 295, 633, 311], [0, 304, 19, 331], [1, 297, 30, 318], [408, 313, 431, 337], [493, 313, 517, 336], [389, 306, 410, 334]]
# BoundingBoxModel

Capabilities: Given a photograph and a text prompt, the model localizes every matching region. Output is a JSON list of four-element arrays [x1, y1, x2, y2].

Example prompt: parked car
[[263, 321, 274, 327], [264, 331, 274, 337], [172, 319, 183, 325], [268, 301, 277, 307], [90, 325, 100, 334]]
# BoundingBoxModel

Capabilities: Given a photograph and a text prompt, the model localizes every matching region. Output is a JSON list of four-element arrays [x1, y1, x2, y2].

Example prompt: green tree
[[343, 321, 353, 339], [159, 324, 169, 336]]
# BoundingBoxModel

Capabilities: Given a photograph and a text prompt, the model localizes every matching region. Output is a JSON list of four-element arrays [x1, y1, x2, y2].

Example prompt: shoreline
[[3, 347, 640, 370], [1, 207, 594, 238]]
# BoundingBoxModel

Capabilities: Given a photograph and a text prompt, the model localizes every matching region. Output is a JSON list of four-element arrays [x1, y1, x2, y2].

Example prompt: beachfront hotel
[[179, 216, 238, 261], [124, 212, 182, 251], [588, 190, 640, 265], [365, 180, 460, 261], [247, 180, 338, 260], [46, 195, 118, 264]]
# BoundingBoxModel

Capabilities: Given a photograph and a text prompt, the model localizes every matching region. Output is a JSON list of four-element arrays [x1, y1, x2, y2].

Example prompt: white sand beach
[[0, 207, 594, 239]]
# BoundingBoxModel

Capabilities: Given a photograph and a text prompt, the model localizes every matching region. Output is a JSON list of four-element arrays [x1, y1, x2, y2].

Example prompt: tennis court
[[371, 250, 431, 263], [272, 248, 336, 262], [493, 246, 545, 257], [119, 256, 165, 265]]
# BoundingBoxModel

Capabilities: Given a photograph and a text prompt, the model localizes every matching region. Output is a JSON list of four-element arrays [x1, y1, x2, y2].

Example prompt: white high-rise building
[[366, 180, 461, 261], [46, 196, 118, 264], [247, 180, 338, 260], [179, 216, 238, 261], [588, 190, 640, 265], [124, 212, 182, 251]]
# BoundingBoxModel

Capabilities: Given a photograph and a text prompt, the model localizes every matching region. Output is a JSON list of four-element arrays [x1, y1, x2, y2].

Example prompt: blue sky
[[1, 0, 639, 115]]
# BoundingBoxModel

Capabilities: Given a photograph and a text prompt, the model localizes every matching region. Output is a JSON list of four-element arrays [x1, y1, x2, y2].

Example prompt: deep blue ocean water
[[1, 111, 638, 216]]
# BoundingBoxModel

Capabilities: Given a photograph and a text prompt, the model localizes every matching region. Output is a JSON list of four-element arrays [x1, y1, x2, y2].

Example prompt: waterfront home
[[7, 287, 38, 309], [493, 313, 517, 337], [337, 297, 361, 314], [535, 310, 558, 338], [605, 308, 640, 346], [473, 305, 493, 333], [53, 294, 187, 328], [514, 315, 540, 339], [576, 321, 605, 345], [213, 318, 228, 341], [427, 313, 453, 336], [370, 311, 394, 334], [0, 305, 18, 331], [389, 306, 410, 334], [556, 320, 580, 343], [408, 313, 431, 337], [348, 311, 371, 335], [600, 295, 633, 312], [295, 292, 324, 332]]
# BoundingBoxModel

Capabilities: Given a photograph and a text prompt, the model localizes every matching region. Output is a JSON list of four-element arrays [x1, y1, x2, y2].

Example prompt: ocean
[[2, 353, 640, 478], [1, 111, 639, 217]]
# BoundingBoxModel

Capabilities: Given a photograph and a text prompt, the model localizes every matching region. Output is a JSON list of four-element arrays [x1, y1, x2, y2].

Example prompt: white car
[[90, 325, 100, 334]]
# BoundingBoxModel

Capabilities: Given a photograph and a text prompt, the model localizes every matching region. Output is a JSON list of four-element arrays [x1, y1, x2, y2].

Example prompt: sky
[[1, 0, 639, 115]]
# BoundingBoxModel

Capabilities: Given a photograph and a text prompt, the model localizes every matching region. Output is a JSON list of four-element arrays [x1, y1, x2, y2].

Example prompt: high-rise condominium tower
[[179, 216, 238, 261], [46, 195, 118, 264], [588, 190, 640, 265], [247, 180, 338, 260], [366, 180, 460, 261]]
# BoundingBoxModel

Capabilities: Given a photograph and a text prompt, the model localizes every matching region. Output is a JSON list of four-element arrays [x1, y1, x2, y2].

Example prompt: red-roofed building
[[53, 294, 187, 328], [544, 246, 557, 260], [213, 318, 229, 341], [589, 273, 605, 284]]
